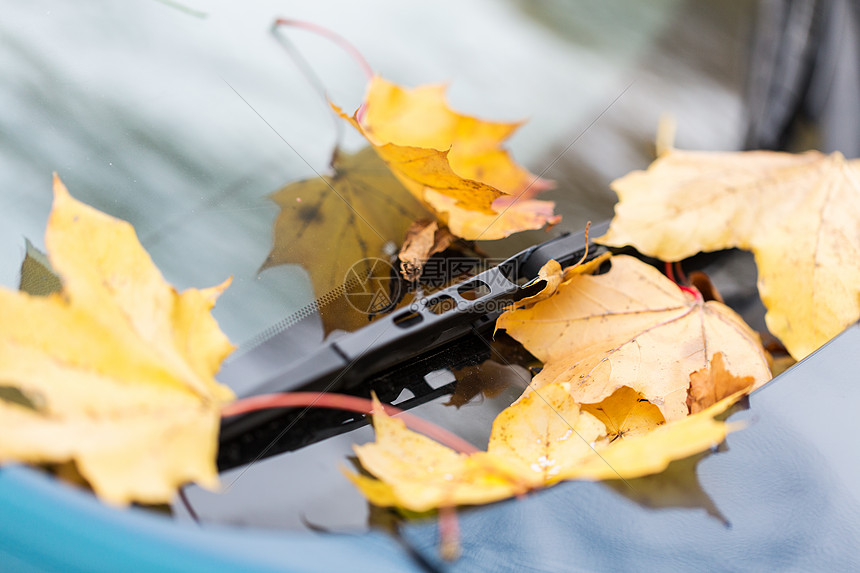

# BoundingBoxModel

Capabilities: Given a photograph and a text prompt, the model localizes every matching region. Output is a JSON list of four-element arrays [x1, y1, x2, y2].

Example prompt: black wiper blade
[[217, 221, 608, 466], [217, 330, 494, 470]]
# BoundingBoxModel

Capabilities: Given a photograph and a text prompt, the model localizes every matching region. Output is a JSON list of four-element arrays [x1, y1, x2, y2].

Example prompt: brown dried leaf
[[687, 352, 756, 414], [688, 270, 724, 303], [263, 146, 428, 335], [398, 220, 456, 282]]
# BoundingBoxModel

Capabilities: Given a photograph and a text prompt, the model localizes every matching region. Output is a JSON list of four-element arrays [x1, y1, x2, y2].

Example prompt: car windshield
[[0, 1, 758, 346], [4, 2, 860, 570]]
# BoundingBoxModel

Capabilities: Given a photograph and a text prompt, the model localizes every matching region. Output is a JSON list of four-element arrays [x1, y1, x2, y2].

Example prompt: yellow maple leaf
[[496, 383, 739, 484], [347, 386, 738, 511], [511, 250, 611, 311], [350, 398, 539, 512], [421, 190, 561, 241], [560, 395, 740, 482], [598, 149, 860, 360], [0, 176, 235, 505], [514, 259, 564, 308], [486, 382, 607, 484], [335, 76, 559, 239], [496, 255, 771, 421]]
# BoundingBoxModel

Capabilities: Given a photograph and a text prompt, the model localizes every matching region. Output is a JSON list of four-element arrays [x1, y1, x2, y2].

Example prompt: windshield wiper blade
[[217, 221, 608, 468]]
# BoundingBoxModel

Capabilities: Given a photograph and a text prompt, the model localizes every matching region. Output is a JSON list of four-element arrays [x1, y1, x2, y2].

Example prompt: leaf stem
[[221, 392, 480, 454], [664, 261, 677, 283], [272, 19, 374, 80], [572, 221, 591, 268], [270, 19, 374, 165], [664, 261, 701, 301], [438, 505, 461, 561], [673, 261, 689, 285], [177, 486, 200, 524]]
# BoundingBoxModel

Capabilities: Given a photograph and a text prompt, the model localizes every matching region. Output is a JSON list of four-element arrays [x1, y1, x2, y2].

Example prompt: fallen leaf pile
[[346, 254, 772, 511], [266, 76, 561, 333], [0, 176, 235, 505], [5, 29, 854, 530], [598, 149, 860, 360], [348, 384, 742, 512], [346, 145, 860, 514]]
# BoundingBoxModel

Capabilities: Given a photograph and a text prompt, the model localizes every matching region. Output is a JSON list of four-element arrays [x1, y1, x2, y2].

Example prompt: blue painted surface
[[0, 464, 418, 572], [3, 325, 859, 571]]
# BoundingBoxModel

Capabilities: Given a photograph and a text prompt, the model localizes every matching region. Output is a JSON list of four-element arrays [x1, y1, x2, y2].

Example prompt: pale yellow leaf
[[562, 395, 740, 481], [350, 400, 538, 512], [0, 176, 234, 505], [496, 255, 771, 421], [598, 149, 860, 359], [487, 381, 607, 484], [348, 384, 740, 511]]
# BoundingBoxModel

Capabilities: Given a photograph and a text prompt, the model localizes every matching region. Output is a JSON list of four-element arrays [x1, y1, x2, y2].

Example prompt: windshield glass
[[0, 0, 754, 348], [9, 0, 843, 543]]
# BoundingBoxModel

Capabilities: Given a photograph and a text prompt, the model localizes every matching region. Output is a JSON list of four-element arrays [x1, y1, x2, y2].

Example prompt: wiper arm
[[217, 221, 608, 469]]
